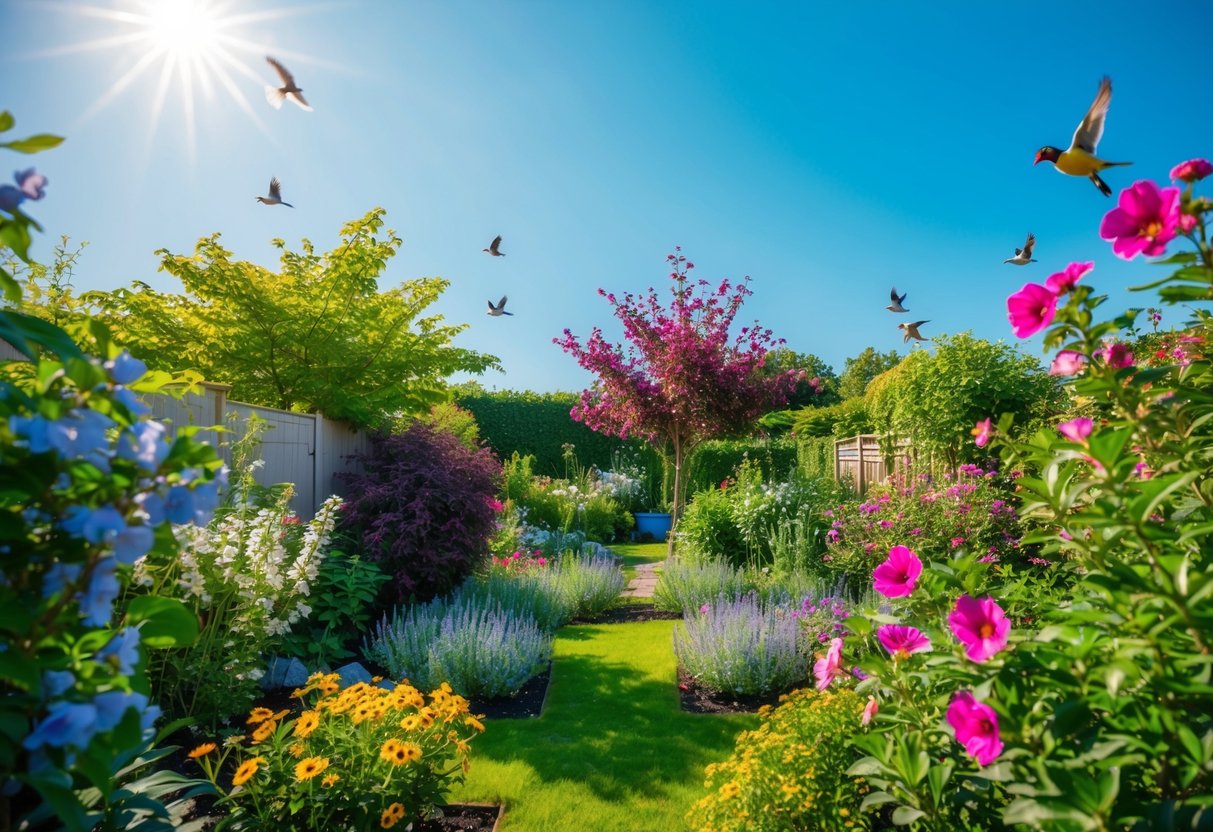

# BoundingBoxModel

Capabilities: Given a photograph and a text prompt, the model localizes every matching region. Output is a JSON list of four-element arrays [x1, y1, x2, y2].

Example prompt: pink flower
[[1007, 283, 1058, 338], [950, 536, 965, 548], [948, 595, 1010, 662], [1179, 213, 1198, 234], [877, 625, 931, 658], [872, 545, 923, 598], [1170, 158, 1213, 183], [1101, 342, 1135, 369], [1057, 417, 1093, 443], [1099, 180, 1182, 260], [947, 691, 1004, 766], [971, 417, 992, 448], [1049, 350, 1086, 376], [861, 697, 879, 726], [813, 637, 844, 691], [1044, 261, 1092, 295]]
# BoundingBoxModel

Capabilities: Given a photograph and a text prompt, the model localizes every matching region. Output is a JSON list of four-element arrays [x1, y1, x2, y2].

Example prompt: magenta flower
[[1099, 180, 1182, 260], [872, 545, 923, 598], [1007, 283, 1058, 338], [1049, 350, 1086, 376], [877, 625, 931, 658], [1170, 158, 1213, 183], [947, 691, 1004, 766], [1057, 417, 1094, 443], [971, 417, 992, 448], [813, 637, 844, 691], [1101, 342, 1135, 369], [1044, 261, 1092, 295], [948, 595, 1010, 662], [861, 697, 879, 726], [950, 536, 965, 548], [1179, 213, 1198, 234]]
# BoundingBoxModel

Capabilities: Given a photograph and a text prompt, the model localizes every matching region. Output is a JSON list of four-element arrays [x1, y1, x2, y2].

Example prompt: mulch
[[468, 663, 551, 719], [570, 603, 682, 625], [677, 667, 805, 715], [415, 804, 502, 831]]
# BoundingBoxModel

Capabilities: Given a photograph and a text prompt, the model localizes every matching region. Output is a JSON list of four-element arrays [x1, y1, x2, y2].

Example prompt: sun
[[33, 1, 317, 158]]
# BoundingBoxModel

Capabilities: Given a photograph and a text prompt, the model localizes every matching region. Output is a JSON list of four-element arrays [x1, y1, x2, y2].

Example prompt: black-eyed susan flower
[[294, 710, 320, 738], [246, 707, 274, 725], [380, 802, 405, 828], [232, 756, 265, 787], [289, 742, 306, 758], [251, 720, 277, 744], [379, 739, 402, 763], [463, 715, 485, 733], [380, 739, 421, 766], [187, 742, 217, 759], [399, 715, 421, 731], [321, 772, 340, 788], [294, 756, 330, 781]]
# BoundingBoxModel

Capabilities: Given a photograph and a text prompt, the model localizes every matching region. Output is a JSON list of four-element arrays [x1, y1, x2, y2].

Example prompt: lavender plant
[[543, 552, 625, 619], [674, 593, 808, 696], [461, 567, 568, 633], [653, 558, 750, 614]]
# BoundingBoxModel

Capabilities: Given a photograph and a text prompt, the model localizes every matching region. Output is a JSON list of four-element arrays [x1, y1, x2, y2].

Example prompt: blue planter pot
[[633, 512, 673, 541]]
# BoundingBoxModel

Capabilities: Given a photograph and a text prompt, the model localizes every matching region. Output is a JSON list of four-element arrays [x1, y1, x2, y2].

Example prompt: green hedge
[[796, 435, 835, 481], [684, 437, 799, 495], [455, 390, 649, 477]]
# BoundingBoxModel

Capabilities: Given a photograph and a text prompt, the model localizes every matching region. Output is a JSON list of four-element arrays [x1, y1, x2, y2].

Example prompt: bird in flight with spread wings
[[265, 56, 313, 112]]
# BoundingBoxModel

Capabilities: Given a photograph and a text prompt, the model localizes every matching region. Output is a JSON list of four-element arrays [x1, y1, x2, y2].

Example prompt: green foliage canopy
[[89, 209, 499, 428], [839, 345, 900, 400]]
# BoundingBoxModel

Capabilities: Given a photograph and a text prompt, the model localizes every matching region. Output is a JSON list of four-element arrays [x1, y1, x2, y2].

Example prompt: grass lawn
[[449, 619, 757, 831], [609, 541, 668, 586]]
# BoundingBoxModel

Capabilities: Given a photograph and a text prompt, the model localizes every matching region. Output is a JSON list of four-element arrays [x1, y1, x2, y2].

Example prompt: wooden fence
[[833, 434, 911, 493]]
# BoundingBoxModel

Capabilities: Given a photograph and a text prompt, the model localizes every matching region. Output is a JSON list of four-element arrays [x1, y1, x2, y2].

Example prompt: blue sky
[[3, 0, 1210, 394]]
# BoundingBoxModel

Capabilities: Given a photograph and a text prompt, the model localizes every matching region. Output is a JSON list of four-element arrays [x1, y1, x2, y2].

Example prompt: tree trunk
[[666, 438, 685, 559]]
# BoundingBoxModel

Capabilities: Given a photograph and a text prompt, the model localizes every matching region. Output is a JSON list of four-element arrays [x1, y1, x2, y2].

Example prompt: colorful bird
[[486, 296, 513, 316], [265, 57, 313, 112], [1004, 232, 1037, 265], [886, 287, 909, 313], [483, 235, 505, 257], [255, 177, 293, 207], [898, 320, 929, 343], [1034, 76, 1131, 196]]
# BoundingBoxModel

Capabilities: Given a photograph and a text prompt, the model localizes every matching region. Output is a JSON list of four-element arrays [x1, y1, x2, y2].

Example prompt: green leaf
[[860, 791, 898, 811], [0, 111, 13, 132], [0, 218, 32, 261], [1160, 284, 1213, 303], [891, 806, 925, 825], [0, 134, 65, 154], [0, 264, 20, 303], [0, 310, 86, 362], [124, 596, 199, 648], [845, 756, 887, 777]]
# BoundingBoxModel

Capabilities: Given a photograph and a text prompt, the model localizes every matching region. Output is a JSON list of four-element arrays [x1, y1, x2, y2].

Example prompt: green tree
[[838, 346, 901, 399], [5, 236, 90, 328], [865, 331, 1061, 470], [89, 209, 499, 428], [761, 347, 840, 407]]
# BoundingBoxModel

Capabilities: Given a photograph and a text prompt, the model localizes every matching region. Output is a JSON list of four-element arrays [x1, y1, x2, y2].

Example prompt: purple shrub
[[339, 423, 500, 607]]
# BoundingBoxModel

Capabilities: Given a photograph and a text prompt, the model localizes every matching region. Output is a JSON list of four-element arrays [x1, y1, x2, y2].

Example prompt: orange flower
[[294, 710, 321, 738], [251, 720, 277, 744], [463, 715, 485, 733], [380, 802, 405, 828], [232, 756, 266, 787], [321, 772, 340, 788], [246, 708, 274, 725], [294, 756, 330, 781], [187, 742, 217, 759]]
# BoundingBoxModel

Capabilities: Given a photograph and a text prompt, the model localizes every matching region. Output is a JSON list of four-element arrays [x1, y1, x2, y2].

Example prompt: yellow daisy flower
[[399, 715, 421, 731], [379, 739, 402, 763], [294, 710, 321, 738], [463, 715, 485, 733], [187, 742, 217, 759], [232, 756, 266, 787], [246, 708, 274, 725], [321, 772, 340, 788], [380, 802, 406, 828], [719, 782, 741, 800], [289, 742, 306, 758], [294, 756, 330, 781], [251, 720, 277, 744], [380, 739, 422, 765]]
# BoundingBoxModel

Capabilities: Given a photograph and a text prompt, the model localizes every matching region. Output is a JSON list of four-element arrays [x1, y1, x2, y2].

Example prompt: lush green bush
[[684, 437, 799, 495], [278, 548, 389, 670], [675, 487, 748, 566], [686, 689, 870, 832], [502, 450, 637, 543], [792, 398, 872, 439], [414, 400, 481, 449], [796, 435, 836, 481]]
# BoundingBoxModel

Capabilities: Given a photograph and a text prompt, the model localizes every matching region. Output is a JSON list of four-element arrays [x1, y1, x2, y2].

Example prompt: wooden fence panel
[[834, 434, 910, 492]]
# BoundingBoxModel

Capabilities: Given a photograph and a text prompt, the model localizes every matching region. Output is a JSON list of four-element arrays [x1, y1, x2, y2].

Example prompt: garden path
[[621, 561, 660, 598], [449, 620, 756, 831]]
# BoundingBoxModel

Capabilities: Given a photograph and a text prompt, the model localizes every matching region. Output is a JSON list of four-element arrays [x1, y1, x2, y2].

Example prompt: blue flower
[[46, 409, 114, 472], [116, 421, 169, 472], [80, 557, 119, 627], [190, 480, 221, 525], [95, 627, 141, 676], [137, 491, 166, 526], [112, 386, 150, 416], [8, 414, 51, 453], [42, 562, 82, 599], [42, 671, 75, 699], [93, 690, 149, 732], [15, 168, 47, 200], [112, 524, 153, 565], [22, 701, 98, 750], [164, 485, 195, 525], [105, 351, 147, 386], [81, 505, 126, 546], [0, 184, 22, 213]]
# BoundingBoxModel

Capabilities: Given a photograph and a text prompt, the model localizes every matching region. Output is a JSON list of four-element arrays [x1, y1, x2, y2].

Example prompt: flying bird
[[486, 296, 513, 317], [1034, 76, 1130, 196], [265, 57, 313, 111], [886, 287, 909, 313], [483, 235, 505, 256], [898, 320, 929, 343], [1004, 232, 1037, 265], [255, 177, 293, 207]]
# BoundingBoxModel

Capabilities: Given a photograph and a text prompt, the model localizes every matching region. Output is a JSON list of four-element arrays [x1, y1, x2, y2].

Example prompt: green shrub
[[684, 437, 799, 495], [792, 398, 871, 439], [677, 486, 747, 565], [686, 688, 869, 832], [796, 435, 835, 481]]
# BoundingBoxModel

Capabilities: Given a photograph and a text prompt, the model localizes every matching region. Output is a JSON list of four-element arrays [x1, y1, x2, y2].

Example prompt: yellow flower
[[187, 742, 217, 759], [399, 715, 421, 731], [246, 707, 274, 725], [294, 756, 330, 781], [232, 757, 265, 787], [321, 773, 340, 788], [416, 708, 435, 729], [380, 802, 405, 828], [380, 739, 421, 766], [380, 739, 401, 763], [294, 710, 321, 738], [372, 675, 384, 683], [289, 742, 306, 758], [463, 715, 485, 733], [251, 720, 277, 744], [719, 782, 741, 800]]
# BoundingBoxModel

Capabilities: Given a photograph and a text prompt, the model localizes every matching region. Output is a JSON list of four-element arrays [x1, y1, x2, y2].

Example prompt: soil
[[571, 603, 682, 624], [414, 804, 502, 831], [677, 667, 806, 715], [469, 663, 551, 719]]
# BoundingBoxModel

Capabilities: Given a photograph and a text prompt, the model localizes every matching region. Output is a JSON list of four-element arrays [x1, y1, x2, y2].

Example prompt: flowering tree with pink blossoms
[[555, 250, 801, 553]]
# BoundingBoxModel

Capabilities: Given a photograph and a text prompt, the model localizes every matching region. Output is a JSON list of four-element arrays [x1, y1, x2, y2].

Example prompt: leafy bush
[[684, 437, 799, 496], [191, 673, 483, 830], [504, 449, 636, 542], [796, 434, 835, 481], [414, 400, 481, 449], [674, 593, 807, 696], [364, 596, 551, 699], [339, 422, 500, 606], [821, 463, 1024, 584], [671, 486, 746, 565], [686, 689, 869, 832], [279, 549, 389, 669], [792, 397, 872, 439]]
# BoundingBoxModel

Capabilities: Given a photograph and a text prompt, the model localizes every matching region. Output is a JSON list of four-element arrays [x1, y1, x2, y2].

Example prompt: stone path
[[622, 561, 661, 598]]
